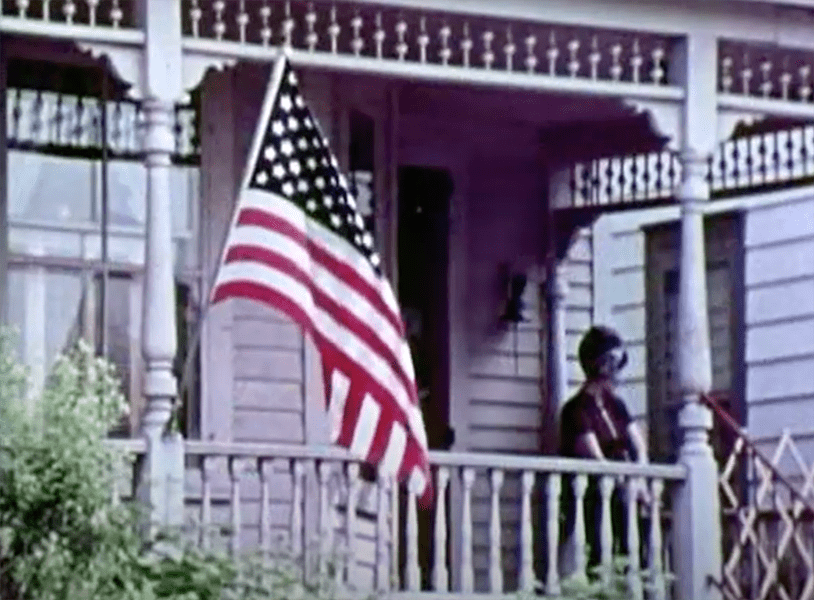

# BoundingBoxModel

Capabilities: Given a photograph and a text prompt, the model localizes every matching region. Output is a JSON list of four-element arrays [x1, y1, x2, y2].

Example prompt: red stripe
[[223, 244, 419, 408], [213, 279, 433, 507], [236, 207, 405, 337]]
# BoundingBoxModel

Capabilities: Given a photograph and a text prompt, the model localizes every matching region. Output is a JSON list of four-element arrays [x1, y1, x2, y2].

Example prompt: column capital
[[678, 149, 712, 204], [141, 97, 177, 161]]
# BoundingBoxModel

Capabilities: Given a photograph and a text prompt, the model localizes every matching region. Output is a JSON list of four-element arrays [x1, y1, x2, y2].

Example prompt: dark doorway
[[397, 165, 454, 590]]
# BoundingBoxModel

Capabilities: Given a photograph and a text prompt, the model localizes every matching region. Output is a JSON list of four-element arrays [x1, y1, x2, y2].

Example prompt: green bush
[[0, 330, 343, 600]]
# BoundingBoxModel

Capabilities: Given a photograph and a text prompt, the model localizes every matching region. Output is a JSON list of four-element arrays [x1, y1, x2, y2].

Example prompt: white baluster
[[504, 28, 516, 72], [547, 31, 559, 76], [236, 0, 248, 44], [461, 23, 473, 68], [291, 459, 305, 558], [630, 38, 643, 83], [351, 13, 364, 57], [440, 23, 452, 66], [573, 474, 588, 580], [376, 475, 390, 592], [228, 457, 241, 555], [760, 59, 773, 98], [651, 46, 666, 84], [649, 479, 666, 600], [546, 473, 561, 595], [721, 56, 733, 93], [62, 0, 76, 24], [346, 463, 361, 586], [525, 34, 538, 73], [259, 2, 272, 46], [417, 17, 430, 64], [86, 0, 98, 26], [610, 43, 622, 81], [189, 0, 201, 38], [406, 484, 421, 590], [213, 0, 226, 41], [15, 0, 29, 18], [259, 458, 273, 554], [305, 3, 318, 51], [599, 476, 615, 581], [489, 469, 505, 592], [396, 17, 408, 61], [328, 5, 340, 54], [42, 0, 50, 20], [589, 35, 600, 80], [318, 461, 334, 577], [374, 12, 386, 59], [567, 38, 580, 77], [741, 54, 753, 95], [626, 477, 643, 600], [800, 65, 812, 102], [433, 467, 450, 591], [109, 0, 121, 27], [390, 475, 401, 590], [462, 467, 476, 592], [282, 1, 294, 48], [520, 470, 535, 591], [482, 30, 495, 70], [200, 455, 214, 550]]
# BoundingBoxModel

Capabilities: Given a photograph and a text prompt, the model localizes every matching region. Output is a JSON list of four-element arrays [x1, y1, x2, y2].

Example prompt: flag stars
[[330, 214, 342, 228], [272, 164, 286, 179], [370, 253, 380, 268], [315, 177, 325, 189], [306, 199, 317, 212], [272, 120, 285, 136], [281, 140, 295, 156], [289, 160, 301, 176], [298, 138, 309, 151], [282, 181, 295, 197], [323, 195, 333, 208], [307, 158, 318, 171], [287, 116, 299, 131], [362, 232, 373, 248], [297, 179, 309, 193], [279, 95, 293, 112], [263, 145, 277, 161], [255, 170, 269, 186], [295, 96, 305, 108], [288, 71, 298, 86]]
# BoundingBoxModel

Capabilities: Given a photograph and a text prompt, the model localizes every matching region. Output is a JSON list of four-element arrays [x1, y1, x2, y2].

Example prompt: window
[[4, 63, 202, 436], [644, 213, 745, 463]]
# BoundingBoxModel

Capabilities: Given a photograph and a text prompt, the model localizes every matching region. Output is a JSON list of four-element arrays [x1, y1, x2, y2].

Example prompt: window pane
[[8, 151, 94, 223]]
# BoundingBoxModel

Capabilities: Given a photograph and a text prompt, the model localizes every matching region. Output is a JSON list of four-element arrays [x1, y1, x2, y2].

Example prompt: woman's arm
[[575, 431, 606, 460], [626, 421, 649, 464]]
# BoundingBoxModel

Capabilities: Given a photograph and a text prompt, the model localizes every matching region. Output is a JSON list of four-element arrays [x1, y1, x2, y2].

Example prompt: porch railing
[[707, 395, 814, 600], [109, 438, 685, 598], [569, 121, 814, 208]]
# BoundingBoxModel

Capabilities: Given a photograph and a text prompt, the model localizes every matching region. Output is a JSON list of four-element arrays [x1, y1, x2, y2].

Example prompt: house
[[3, 0, 814, 598]]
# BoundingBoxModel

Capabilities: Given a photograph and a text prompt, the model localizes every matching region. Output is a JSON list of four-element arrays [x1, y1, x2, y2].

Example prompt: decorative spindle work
[[2, 0, 134, 27], [570, 118, 814, 208], [6, 88, 200, 164], [719, 40, 814, 103], [181, 0, 675, 89]]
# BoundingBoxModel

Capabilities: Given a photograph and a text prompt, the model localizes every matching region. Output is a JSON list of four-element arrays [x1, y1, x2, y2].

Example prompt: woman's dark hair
[[578, 325, 624, 378]]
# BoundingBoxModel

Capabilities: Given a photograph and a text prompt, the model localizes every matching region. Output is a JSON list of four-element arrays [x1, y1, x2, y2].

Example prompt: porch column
[[546, 262, 569, 413], [672, 34, 722, 600], [137, 0, 185, 534]]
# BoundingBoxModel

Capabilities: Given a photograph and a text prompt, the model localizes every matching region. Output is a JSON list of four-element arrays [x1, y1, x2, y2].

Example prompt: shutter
[[645, 214, 741, 462]]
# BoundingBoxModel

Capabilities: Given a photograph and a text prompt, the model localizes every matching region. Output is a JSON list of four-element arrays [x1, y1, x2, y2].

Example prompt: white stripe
[[214, 260, 428, 451], [349, 394, 381, 459], [224, 224, 414, 383], [328, 369, 351, 444], [236, 188, 401, 318], [380, 422, 407, 478]]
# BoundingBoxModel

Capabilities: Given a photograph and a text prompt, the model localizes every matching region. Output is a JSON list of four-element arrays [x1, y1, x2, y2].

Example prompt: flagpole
[[176, 53, 290, 415]]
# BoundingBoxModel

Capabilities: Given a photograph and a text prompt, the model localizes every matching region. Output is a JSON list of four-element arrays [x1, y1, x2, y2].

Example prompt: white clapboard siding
[[564, 228, 595, 397], [743, 193, 814, 444]]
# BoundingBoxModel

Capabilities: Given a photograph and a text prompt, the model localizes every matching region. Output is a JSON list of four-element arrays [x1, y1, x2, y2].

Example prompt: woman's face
[[596, 346, 628, 383]]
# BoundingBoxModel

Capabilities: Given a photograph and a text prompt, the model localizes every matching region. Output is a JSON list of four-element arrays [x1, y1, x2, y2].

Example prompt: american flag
[[210, 57, 433, 505]]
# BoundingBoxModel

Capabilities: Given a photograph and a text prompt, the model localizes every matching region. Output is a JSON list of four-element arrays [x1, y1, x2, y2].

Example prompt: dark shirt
[[559, 382, 635, 462]]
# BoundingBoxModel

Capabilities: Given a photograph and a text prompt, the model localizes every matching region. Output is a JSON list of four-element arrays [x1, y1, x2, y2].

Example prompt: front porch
[[6, 1, 814, 599]]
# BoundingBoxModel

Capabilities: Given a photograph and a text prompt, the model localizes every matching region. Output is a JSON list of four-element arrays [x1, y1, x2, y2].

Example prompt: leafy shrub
[[0, 330, 344, 600]]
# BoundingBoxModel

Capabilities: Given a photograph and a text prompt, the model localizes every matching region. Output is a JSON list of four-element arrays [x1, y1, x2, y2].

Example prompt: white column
[[138, 0, 185, 533], [672, 33, 722, 600], [0, 39, 8, 324], [546, 262, 569, 411], [140, 97, 178, 437]]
